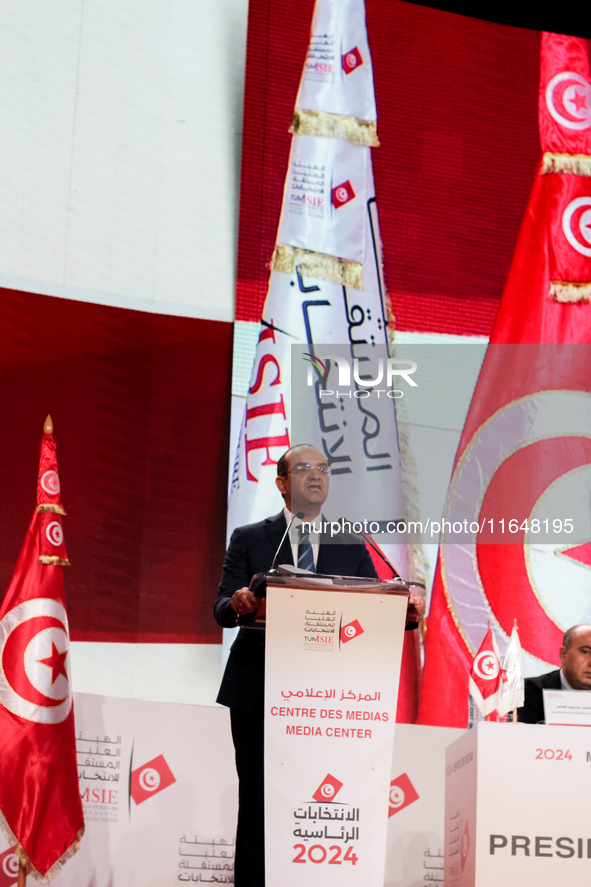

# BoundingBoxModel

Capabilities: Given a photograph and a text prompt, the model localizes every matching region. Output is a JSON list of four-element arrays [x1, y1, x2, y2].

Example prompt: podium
[[258, 569, 409, 887], [445, 722, 591, 886]]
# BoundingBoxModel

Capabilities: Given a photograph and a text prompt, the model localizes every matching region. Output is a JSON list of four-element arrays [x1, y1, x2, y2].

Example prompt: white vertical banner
[[264, 584, 408, 885], [228, 0, 408, 579], [295, 0, 377, 119]]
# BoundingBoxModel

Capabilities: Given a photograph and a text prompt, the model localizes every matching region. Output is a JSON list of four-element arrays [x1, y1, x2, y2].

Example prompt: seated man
[[517, 624, 591, 724], [214, 444, 425, 887]]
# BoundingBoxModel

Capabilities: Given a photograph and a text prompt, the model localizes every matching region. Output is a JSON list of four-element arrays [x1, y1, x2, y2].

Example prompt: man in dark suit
[[517, 624, 591, 724], [214, 444, 425, 887]]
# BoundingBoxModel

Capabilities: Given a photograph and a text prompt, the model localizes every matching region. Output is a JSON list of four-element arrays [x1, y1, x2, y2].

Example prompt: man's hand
[[406, 595, 426, 623], [230, 587, 263, 616]]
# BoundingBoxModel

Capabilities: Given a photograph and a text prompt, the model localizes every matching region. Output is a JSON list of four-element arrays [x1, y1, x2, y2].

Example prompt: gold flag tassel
[[0, 807, 84, 884], [541, 152, 591, 176], [36, 504, 66, 515], [291, 109, 379, 147], [549, 281, 591, 303], [273, 244, 363, 289], [38, 555, 71, 567]]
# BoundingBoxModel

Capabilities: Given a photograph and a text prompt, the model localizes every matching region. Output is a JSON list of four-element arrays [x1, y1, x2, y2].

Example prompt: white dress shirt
[[560, 669, 574, 691], [283, 507, 321, 571]]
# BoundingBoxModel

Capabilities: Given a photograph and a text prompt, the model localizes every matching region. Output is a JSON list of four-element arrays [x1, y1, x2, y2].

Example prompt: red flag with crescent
[[0, 427, 83, 879], [418, 33, 591, 727], [468, 629, 502, 717], [539, 32, 591, 156]]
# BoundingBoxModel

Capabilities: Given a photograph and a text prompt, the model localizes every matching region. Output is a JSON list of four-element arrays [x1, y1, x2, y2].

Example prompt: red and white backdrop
[[0, 0, 247, 700], [232, 0, 591, 728], [0, 0, 588, 777], [234, 0, 542, 337], [0, 1, 587, 885]]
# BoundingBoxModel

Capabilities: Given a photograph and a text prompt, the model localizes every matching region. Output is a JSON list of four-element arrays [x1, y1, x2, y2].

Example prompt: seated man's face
[[276, 446, 329, 517], [560, 627, 591, 690]]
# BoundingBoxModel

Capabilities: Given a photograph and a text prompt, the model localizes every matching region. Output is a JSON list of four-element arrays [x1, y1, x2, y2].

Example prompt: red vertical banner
[[0, 419, 83, 879], [419, 33, 591, 727]]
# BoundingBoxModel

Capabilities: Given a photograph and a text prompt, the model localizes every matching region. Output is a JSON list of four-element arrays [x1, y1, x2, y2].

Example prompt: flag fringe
[[541, 152, 591, 176], [38, 556, 71, 566], [0, 808, 84, 884], [273, 244, 363, 289], [550, 281, 591, 302], [36, 504, 66, 515], [291, 109, 379, 146]]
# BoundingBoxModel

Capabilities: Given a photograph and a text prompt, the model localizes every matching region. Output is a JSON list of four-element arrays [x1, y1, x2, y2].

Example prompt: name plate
[[543, 689, 591, 726]]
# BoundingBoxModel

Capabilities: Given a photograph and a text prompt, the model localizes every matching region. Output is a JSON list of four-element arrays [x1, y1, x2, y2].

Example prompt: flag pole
[[15, 415, 54, 887], [512, 617, 518, 723], [485, 620, 492, 722]]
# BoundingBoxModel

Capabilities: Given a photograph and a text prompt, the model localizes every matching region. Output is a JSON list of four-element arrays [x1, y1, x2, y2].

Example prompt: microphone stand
[[271, 511, 305, 571], [246, 511, 307, 603], [341, 517, 402, 580]]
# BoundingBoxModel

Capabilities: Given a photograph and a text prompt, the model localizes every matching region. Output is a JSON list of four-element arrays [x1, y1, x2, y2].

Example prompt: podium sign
[[445, 722, 591, 886], [264, 580, 408, 886]]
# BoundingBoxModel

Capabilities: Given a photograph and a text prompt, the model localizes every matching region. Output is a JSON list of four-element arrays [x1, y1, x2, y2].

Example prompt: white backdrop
[[0, 0, 246, 321], [0, 696, 459, 887]]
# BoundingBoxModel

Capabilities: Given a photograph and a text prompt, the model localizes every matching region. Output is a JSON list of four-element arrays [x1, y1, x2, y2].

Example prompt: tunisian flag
[[468, 629, 502, 717], [0, 422, 83, 880], [418, 32, 591, 727]]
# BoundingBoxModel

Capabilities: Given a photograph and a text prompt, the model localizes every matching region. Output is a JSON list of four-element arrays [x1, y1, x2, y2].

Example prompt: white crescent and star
[[546, 71, 591, 131], [442, 390, 591, 675], [40, 470, 60, 495], [562, 196, 591, 257], [0, 598, 72, 724], [473, 650, 500, 681], [46, 521, 64, 547], [525, 463, 591, 628], [389, 786, 405, 807]]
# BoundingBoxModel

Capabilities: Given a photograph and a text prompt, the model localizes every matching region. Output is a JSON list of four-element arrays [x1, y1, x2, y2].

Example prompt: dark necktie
[[298, 528, 315, 572]]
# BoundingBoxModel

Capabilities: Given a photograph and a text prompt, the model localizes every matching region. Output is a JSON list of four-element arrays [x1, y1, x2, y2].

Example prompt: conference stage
[[0, 0, 589, 885]]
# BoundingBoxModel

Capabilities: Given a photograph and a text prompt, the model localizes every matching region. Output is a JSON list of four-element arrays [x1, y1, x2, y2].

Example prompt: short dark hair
[[562, 624, 591, 650], [276, 444, 317, 478], [276, 451, 289, 478]]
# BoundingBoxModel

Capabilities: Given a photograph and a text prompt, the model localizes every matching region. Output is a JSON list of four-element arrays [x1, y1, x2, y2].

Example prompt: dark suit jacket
[[516, 669, 562, 724], [214, 511, 379, 711]]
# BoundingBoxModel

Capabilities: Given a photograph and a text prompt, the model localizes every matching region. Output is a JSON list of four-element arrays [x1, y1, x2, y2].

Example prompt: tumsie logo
[[130, 754, 176, 805], [312, 773, 343, 803], [342, 47, 363, 75], [341, 620, 364, 644], [0, 849, 18, 887], [388, 773, 419, 817], [331, 181, 356, 209]]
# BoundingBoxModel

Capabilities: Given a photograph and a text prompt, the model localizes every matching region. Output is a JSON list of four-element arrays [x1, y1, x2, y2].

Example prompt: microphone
[[340, 517, 402, 580], [271, 511, 305, 571]]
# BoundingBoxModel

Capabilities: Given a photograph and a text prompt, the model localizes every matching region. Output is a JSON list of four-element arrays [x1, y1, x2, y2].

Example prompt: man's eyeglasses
[[289, 463, 332, 476]]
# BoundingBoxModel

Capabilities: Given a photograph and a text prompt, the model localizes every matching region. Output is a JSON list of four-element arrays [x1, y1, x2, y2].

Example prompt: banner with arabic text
[[264, 583, 407, 886]]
